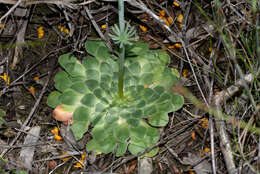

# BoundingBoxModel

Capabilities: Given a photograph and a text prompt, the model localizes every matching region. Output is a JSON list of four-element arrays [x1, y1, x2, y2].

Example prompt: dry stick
[[33, 151, 82, 162], [0, 0, 75, 5], [0, 71, 51, 157], [213, 73, 255, 174], [84, 6, 113, 52], [0, 0, 23, 23], [126, 0, 172, 33], [207, 44, 218, 174], [11, 5, 29, 69]]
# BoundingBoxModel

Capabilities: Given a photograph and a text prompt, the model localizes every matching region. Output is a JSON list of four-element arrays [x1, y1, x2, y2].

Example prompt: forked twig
[[213, 73, 255, 174]]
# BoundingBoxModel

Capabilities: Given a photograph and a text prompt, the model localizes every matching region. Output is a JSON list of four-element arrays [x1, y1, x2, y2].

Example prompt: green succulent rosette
[[47, 40, 184, 157]]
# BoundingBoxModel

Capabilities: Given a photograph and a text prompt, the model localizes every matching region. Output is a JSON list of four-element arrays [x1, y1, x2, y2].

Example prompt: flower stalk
[[118, 0, 125, 99]]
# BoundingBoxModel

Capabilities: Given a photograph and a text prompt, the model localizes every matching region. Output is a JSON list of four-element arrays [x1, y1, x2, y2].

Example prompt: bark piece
[[138, 157, 153, 174], [19, 126, 41, 170]]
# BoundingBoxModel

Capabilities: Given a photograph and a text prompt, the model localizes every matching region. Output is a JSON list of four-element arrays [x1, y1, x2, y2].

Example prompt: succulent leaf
[[47, 91, 61, 108], [149, 112, 169, 127], [71, 121, 89, 140], [47, 40, 184, 157], [59, 54, 86, 77], [54, 71, 72, 92], [85, 41, 110, 59], [59, 89, 82, 106]]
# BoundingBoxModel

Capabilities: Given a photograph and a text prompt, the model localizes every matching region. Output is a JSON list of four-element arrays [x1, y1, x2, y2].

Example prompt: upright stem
[[118, 0, 125, 98], [118, 47, 125, 98], [118, 0, 125, 32]]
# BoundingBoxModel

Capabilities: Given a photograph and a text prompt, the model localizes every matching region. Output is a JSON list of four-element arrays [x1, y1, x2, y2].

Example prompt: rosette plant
[[47, 0, 184, 157]]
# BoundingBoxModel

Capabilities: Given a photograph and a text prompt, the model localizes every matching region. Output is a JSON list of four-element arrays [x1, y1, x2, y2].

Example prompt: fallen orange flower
[[159, 10, 165, 17], [139, 25, 147, 32], [182, 69, 189, 78], [64, 28, 70, 35], [191, 131, 196, 140], [173, 1, 180, 7], [51, 126, 59, 135], [204, 147, 211, 153], [33, 76, 39, 81], [0, 73, 10, 85], [37, 26, 44, 39], [61, 151, 72, 162], [177, 14, 183, 23], [174, 43, 182, 48], [101, 24, 107, 29], [74, 153, 86, 168], [200, 118, 208, 129], [54, 134, 63, 141], [29, 86, 36, 97]]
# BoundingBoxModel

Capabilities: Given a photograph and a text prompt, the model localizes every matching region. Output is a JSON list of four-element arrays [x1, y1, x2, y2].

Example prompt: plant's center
[[112, 94, 130, 106]]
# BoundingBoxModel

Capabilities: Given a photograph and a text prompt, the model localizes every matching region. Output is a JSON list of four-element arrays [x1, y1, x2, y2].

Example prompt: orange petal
[[191, 132, 196, 140], [139, 25, 147, 32], [64, 28, 70, 35], [33, 76, 39, 81], [204, 147, 211, 153], [200, 118, 208, 129], [177, 14, 183, 23], [29, 86, 36, 96], [51, 126, 59, 135], [61, 152, 72, 161], [174, 43, 182, 48], [159, 10, 165, 17], [101, 24, 107, 29], [173, 1, 180, 7], [73, 162, 83, 168], [54, 134, 63, 141], [182, 69, 189, 78]]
